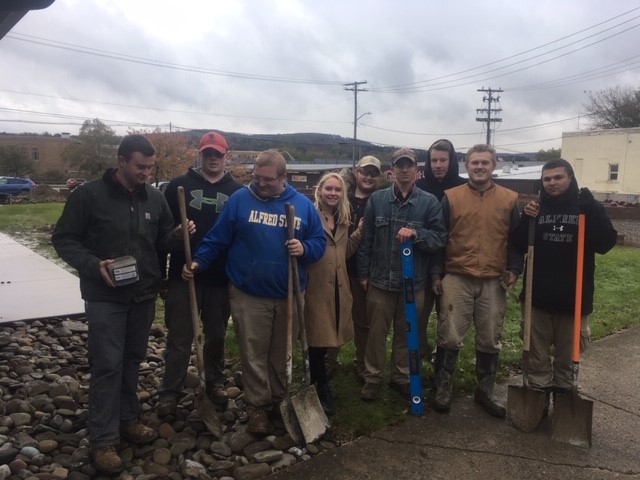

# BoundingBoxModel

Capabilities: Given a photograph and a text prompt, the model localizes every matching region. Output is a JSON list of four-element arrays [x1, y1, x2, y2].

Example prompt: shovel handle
[[177, 186, 205, 378], [523, 216, 535, 352], [573, 213, 586, 363]]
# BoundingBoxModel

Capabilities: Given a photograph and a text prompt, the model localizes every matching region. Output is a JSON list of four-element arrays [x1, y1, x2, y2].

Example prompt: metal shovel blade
[[195, 391, 223, 439], [290, 385, 330, 445], [280, 398, 304, 445], [551, 394, 593, 448], [507, 384, 546, 432]]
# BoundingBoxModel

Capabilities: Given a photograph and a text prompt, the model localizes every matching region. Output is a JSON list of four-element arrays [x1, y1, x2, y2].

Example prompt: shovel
[[177, 186, 223, 438], [551, 212, 593, 448], [508, 215, 546, 432], [279, 202, 330, 445]]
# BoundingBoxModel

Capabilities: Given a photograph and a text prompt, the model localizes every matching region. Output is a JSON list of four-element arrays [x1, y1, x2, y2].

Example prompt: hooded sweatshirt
[[193, 183, 326, 298], [163, 168, 242, 285], [416, 139, 466, 201], [511, 169, 617, 315]]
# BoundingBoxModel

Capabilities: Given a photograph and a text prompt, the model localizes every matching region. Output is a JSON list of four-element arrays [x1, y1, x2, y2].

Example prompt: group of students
[[51, 132, 617, 475]]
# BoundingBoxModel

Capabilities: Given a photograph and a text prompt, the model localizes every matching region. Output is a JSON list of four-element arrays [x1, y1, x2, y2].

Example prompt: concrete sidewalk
[[271, 327, 640, 480]]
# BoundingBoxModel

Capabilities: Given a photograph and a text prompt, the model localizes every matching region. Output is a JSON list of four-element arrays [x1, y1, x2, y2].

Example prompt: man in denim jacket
[[357, 148, 447, 401]]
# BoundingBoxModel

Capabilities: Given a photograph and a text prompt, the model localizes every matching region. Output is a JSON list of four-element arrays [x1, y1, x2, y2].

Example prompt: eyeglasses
[[358, 169, 380, 178], [201, 149, 225, 159], [252, 172, 283, 183]]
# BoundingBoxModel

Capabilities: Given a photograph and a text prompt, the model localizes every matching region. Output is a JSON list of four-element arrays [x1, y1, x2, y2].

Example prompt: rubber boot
[[474, 351, 506, 418], [433, 347, 458, 413]]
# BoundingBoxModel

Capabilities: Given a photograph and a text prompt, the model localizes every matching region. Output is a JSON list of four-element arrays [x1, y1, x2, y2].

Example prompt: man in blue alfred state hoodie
[[183, 149, 326, 435]]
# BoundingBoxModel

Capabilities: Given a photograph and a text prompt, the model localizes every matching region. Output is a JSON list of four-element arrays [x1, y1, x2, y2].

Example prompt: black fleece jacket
[[415, 139, 466, 201]]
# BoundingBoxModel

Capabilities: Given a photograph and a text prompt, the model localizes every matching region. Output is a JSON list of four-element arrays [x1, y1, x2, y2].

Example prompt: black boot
[[474, 351, 506, 418], [317, 383, 335, 416], [433, 347, 459, 413]]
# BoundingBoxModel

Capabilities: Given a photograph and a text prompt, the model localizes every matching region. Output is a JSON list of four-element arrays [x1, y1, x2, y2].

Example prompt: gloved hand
[[578, 187, 595, 213]]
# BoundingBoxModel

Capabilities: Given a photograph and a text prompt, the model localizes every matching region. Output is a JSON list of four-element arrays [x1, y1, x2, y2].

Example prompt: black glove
[[578, 187, 595, 213]]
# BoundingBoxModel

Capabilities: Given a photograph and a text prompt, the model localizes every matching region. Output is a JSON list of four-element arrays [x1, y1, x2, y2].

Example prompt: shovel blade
[[551, 393, 593, 448], [195, 392, 223, 439], [280, 398, 304, 445], [507, 385, 546, 432], [290, 385, 330, 444]]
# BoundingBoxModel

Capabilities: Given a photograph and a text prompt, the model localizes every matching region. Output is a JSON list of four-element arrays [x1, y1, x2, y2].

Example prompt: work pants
[[526, 305, 590, 389], [159, 278, 230, 399], [363, 285, 425, 385], [437, 274, 506, 353], [229, 285, 299, 410], [86, 299, 155, 448]]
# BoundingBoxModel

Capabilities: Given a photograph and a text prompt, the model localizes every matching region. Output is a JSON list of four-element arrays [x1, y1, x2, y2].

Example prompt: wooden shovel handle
[[177, 186, 205, 377], [523, 216, 535, 352], [573, 213, 586, 363]]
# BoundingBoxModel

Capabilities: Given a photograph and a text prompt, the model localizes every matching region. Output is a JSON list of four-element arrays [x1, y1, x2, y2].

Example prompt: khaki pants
[[437, 274, 506, 353], [229, 285, 299, 409], [526, 305, 590, 389], [363, 285, 425, 385]]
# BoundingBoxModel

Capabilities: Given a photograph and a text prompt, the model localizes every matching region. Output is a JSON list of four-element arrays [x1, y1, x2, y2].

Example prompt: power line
[[475, 88, 503, 145]]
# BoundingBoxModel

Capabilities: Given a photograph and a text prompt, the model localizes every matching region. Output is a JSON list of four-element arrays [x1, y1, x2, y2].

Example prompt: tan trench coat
[[304, 212, 361, 348]]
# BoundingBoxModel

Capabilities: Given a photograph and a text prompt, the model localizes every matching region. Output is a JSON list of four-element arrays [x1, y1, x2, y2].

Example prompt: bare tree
[[584, 86, 640, 129], [61, 119, 119, 179]]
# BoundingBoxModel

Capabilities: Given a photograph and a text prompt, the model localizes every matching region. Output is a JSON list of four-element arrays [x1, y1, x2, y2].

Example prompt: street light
[[352, 111, 372, 168]]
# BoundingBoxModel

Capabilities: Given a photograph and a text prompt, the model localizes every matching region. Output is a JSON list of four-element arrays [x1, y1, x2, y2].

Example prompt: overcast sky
[[1, 0, 640, 154]]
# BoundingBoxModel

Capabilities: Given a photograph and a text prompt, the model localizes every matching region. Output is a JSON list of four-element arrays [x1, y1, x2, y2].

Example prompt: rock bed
[[0, 319, 336, 480]]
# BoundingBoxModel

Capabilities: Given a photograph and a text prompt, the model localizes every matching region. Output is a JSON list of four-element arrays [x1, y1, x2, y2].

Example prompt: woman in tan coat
[[305, 172, 362, 414]]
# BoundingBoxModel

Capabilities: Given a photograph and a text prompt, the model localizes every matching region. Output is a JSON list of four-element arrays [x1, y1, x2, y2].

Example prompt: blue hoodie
[[193, 183, 326, 298]]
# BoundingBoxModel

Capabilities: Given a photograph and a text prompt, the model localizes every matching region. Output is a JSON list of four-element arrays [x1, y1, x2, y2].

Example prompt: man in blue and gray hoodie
[[183, 149, 326, 435]]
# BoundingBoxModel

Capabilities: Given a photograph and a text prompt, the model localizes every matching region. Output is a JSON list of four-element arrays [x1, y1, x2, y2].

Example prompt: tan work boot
[[247, 409, 270, 435], [120, 422, 157, 444], [90, 445, 122, 474]]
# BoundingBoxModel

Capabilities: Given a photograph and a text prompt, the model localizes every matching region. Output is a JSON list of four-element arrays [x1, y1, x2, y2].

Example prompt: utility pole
[[475, 87, 503, 145], [344, 81, 368, 167]]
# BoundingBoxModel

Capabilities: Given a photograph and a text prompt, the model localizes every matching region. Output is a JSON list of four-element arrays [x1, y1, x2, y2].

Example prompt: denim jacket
[[357, 186, 447, 292]]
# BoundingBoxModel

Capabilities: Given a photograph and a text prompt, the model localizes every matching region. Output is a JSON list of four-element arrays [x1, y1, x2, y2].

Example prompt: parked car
[[66, 178, 85, 192], [152, 181, 170, 193], [0, 176, 35, 196]]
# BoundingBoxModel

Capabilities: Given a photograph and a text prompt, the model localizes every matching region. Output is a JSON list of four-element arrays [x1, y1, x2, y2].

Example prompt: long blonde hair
[[314, 172, 351, 226]]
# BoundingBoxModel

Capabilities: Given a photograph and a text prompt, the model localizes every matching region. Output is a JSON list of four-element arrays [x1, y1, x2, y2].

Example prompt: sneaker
[[388, 381, 411, 399], [360, 382, 381, 401], [90, 445, 122, 474], [120, 422, 157, 444], [247, 409, 270, 435], [206, 384, 229, 405], [156, 397, 177, 418]]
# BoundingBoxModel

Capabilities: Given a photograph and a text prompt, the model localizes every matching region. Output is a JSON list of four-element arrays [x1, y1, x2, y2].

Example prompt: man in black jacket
[[511, 158, 617, 402], [416, 139, 465, 358], [157, 131, 242, 416], [52, 135, 186, 474]]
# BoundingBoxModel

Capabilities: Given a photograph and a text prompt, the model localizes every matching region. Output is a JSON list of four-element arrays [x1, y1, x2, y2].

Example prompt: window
[[609, 163, 619, 181], [32, 148, 39, 160]]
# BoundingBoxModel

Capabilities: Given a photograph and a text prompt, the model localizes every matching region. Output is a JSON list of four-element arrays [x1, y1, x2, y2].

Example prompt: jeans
[[159, 279, 230, 399], [86, 299, 155, 448]]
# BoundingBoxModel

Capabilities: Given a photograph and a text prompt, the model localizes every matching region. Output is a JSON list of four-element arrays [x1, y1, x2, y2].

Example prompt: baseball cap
[[356, 155, 381, 171], [198, 131, 228, 154], [392, 148, 417, 165]]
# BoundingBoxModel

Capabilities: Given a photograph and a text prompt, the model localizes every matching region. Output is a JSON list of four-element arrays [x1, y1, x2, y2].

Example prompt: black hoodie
[[511, 167, 617, 315], [163, 168, 242, 285], [415, 139, 466, 200]]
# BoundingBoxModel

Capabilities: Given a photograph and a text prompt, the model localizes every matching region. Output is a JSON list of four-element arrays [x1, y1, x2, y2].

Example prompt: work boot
[[388, 381, 411, 400], [120, 422, 157, 444], [360, 382, 381, 401], [317, 383, 335, 415], [542, 387, 552, 418], [433, 347, 458, 413], [156, 397, 177, 418], [247, 409, 270, 435], [206, 383, 229, 405], [90, 445, 122, 474], [474, 351, 506, 418]]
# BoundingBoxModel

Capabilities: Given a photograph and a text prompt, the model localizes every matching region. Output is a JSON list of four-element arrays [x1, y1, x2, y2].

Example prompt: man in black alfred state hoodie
[[511, 158, 617, 399], [157, 131, 242, 416]]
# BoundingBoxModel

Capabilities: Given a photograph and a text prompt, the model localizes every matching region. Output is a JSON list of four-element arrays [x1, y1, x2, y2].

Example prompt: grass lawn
[[3, 202, 639, 442]]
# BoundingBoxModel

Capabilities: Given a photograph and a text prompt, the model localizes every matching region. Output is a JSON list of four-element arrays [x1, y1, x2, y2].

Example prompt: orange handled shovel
[[551, 212, 593, 448]]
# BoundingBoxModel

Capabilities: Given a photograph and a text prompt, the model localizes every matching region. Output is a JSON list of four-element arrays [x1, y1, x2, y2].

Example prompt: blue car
[[0, 176, 35, 196]]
